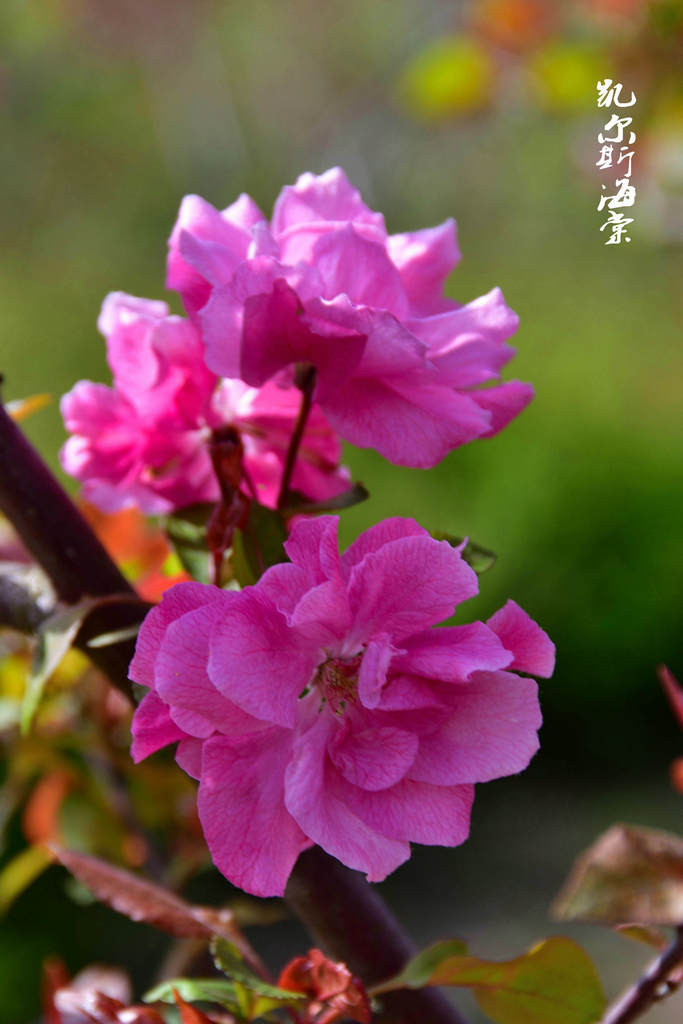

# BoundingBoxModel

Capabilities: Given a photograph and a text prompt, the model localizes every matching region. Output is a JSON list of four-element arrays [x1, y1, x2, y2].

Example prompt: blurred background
[[1, 0, 681, 1021]]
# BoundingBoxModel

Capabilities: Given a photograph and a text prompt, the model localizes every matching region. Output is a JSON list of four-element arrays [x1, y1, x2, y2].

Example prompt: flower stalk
[[601, 925, 683, 1024], [277, 364, 317, 509]]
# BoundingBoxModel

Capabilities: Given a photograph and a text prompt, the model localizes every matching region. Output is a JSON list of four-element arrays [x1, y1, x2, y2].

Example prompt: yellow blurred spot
[[528, 41, 606, 113], [398, 36, 495, 120], [0, 844, 54, 914], [6, 393, 52, 422]]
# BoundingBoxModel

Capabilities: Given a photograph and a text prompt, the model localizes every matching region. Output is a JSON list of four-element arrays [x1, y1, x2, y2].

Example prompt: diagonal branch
[[601, 925, 683, 1024], [0, 401, 145, 699]]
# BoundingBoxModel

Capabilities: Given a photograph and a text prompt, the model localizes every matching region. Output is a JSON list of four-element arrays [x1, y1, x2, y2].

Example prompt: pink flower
[[168, 168, 533, 467], [60, 293, 348, 514], [130, 516, 554, 897]]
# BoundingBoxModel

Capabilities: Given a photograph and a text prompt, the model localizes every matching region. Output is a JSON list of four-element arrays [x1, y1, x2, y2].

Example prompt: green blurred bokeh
[[1, 1, 681, 1021]]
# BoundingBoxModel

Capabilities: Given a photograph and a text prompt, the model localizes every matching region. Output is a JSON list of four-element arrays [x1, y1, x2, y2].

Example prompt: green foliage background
[[1, 2, 681, 1021]]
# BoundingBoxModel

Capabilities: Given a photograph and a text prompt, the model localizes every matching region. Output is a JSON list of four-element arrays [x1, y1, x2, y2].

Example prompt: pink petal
[[311, 225, 407, 315], [285, 714, 410, 881], [409, 670, 542, 785], [130, 691, 185, 762], [99, 296, 165, 399], [340, 517, 428, 576], [409, 287, 519, 352], [271, 167, 385, 236], [167, 193, 262, 318], [472, 380, 535, 437], [175, 737, 204, 779], [129, 582, 223, 687], [347, 534, 479, 643], [290, 579, 351, 647], [357, 634, 401, 709], [341, 777, 474, 845], [284, 515, 342, 584], [427, 337, 517, 388], [97, 292, 169, 338], [207, 590, 320, 728], [323, 376, 490, 467], [487, 600, 555, 678], [156, 600, 264, 739], [391, 623, 513, 683], [329, 724, 418, 791], [198, 731, 309, 897], [387, 219, 460, 315]]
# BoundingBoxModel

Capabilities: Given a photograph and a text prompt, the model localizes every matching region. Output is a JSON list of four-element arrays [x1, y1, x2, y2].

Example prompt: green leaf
[[373, 937, 605, 1024], [431, 532, 497, 574], [552, 823, 683, 926], [281, 481, 370, 516], [232, 504, 288, 587], [86, 624, 141, 648], [163, 503, 214, 584], [372, 939, 468, 992], [211, 938, 305, 1018], [144, 977, 239, 1013], [21, 597, 98, 734]]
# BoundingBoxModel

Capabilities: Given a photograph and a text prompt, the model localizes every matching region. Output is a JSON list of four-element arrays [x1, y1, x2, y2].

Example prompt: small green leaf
[[87, 624, 141, 648], [21, 597, 98, 734], [374, 937, 605, 1024], [232, 504, 288, 587], [282, 482, 370, 516], [163, 503, 215, 584], [144, 977, 239, 1013], [431, 532, 497, 574], [211, 938, 305, 1017], [372, 939, 468, 993]]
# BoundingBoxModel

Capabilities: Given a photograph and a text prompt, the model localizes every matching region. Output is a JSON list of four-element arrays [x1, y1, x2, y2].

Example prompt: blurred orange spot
[[121, 834, 149, 867], [671, 758, 683, 795], [80, 502, 189, 600], [22, 769, 73, 844], [474, 0, 558, 51]]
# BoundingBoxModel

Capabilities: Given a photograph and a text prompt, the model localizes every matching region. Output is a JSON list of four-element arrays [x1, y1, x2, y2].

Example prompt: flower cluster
[[171, 167, 532, 467], [131, 516, 554, 897], [61, 293, 348, 514], [58, 168, 551, 896]]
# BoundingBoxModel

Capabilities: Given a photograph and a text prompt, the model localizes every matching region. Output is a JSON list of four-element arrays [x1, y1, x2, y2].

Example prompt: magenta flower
[[167, 168, 533, 467], [130, 516, 554, 897], [60, 293, 348, 514]]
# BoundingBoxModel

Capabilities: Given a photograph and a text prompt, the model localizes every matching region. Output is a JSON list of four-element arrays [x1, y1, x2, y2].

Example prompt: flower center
[[308, 654, 362, 715]]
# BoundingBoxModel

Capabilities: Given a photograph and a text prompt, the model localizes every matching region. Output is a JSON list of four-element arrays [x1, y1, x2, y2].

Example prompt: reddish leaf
[[42, 957, 71, 1024], [173, 988, 216, 1024], [278, 949, 371, 1024], [49, 845, 242, 942], [552, 823, 683, 925], [671, 758, 683, 795]]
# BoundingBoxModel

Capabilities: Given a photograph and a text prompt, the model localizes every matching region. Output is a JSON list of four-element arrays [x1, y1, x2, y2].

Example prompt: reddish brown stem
[[285, 847, 467, 1024], [0, 401, 144, 699], [277, 365, 316, 510], [601, 926, 683, 1024]]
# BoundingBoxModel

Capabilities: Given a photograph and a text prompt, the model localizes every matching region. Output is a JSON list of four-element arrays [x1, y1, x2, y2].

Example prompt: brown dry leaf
[[552, 823, 683, 925], [50, 845, 241, 942]]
